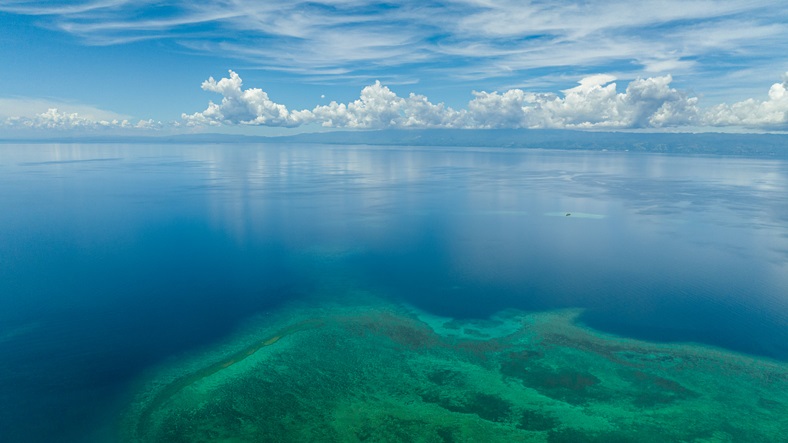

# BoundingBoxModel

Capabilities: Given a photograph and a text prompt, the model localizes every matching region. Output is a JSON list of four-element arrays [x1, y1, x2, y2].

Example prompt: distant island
[[2, 129, 787, 158]]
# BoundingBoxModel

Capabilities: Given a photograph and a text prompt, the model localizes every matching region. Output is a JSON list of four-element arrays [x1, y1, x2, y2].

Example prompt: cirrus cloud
[[2, 0, 785, 95]]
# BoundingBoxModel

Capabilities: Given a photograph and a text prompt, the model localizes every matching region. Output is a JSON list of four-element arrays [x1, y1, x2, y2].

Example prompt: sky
[[1, 0, 787, 136]]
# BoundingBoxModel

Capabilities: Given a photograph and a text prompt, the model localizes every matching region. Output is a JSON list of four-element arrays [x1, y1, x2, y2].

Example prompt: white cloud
[[0, 97, 131, 121], [33, 108, 129, 129], [6, 71, 787, 133], [311, 82, 463, 129], [465, 89, 534, 129], [465, 74, 700, 129], [0, 0, 140, 16], [183, 73, 463, 129], [310, 82, 401, 128], [0, 97, 163, 130], [134, 119, 162, 129], [183, 71, 704, 130], [182, 70, 312, 127], [703, 73, 788, 128], [4, 0, 785, 92], [1, 104, 162, 130]]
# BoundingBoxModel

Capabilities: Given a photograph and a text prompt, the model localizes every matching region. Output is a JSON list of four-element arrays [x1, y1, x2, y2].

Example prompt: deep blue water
[[1, 143, 787, 442]]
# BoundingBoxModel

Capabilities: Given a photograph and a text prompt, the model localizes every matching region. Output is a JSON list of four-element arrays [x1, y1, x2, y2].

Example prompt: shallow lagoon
[[1, 143, 787, 442]]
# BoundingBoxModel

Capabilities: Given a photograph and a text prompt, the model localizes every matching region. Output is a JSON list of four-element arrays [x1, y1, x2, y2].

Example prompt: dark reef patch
[[436, 427, 456, 443], [426, 369, 464, 386], [517, 409, 558, 431], [619, 369, 697, 407], [500, 356, 604, 404], [419, 391, 513, 423], [353, 417, 431, 442], [547, 428, 636, 443], [340, 311, 439, 349], [758, 396, 782, 410]]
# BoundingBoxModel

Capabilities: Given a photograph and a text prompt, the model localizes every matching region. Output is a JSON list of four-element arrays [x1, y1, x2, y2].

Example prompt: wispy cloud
[[3, 0, 785, 90], [0, 0, 143, 16]]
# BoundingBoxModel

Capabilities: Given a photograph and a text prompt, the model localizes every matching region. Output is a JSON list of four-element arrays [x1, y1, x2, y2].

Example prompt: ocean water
[[0, 143, 786, 442]]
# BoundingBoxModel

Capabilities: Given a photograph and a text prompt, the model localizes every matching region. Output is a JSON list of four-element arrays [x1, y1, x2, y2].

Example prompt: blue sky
[[1, 0, 787, 135]]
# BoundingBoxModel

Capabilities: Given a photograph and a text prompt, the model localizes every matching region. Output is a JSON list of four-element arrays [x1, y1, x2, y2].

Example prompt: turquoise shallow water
[[0, 143, 787, 441], [123, 290, 788, 442]]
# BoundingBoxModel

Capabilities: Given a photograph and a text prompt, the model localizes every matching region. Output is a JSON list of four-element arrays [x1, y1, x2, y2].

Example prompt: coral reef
[[123, 302, 788, 442]]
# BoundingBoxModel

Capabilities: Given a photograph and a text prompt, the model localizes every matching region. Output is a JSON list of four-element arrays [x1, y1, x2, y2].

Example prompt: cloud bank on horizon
[[181, 71, 787, 130], [4, 70, 788, 132], [0, 0, 787, 133], [2, 109, 162, 131]]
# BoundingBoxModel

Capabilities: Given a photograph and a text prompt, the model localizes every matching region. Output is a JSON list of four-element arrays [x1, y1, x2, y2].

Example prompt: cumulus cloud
[[466, 74, 700, 129], [10, 70, 783, 133], [0, 97, 132, 122], [184, 72, 463, 129], [182, 70, 312, 127], [311, 81, 464, 129], [703, 73, 788, 128], [185, 71, 705, 130], [2, 107, 162, 130]]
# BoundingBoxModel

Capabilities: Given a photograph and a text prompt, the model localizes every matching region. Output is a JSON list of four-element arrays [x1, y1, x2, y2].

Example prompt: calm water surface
[[1, 143, 787, 442]]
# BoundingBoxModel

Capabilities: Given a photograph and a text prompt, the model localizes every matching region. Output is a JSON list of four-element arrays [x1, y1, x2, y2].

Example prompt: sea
[[1, 142, 786, 442]]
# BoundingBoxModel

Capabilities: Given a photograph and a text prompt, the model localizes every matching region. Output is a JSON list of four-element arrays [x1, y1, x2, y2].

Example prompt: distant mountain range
[[3, 129, 787, 157]]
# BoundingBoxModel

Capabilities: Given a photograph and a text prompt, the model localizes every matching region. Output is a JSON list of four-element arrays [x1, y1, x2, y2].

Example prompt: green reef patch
[[122, 298, 788, 442]]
